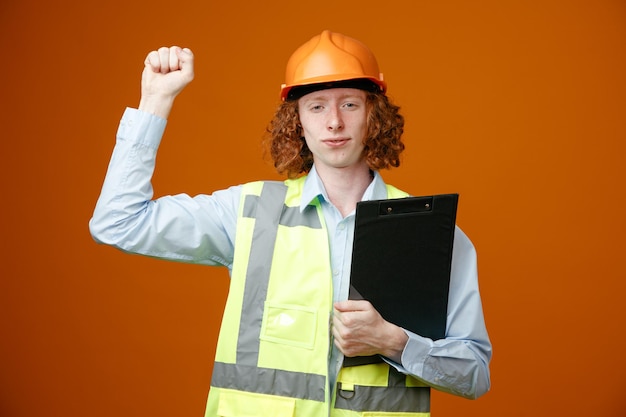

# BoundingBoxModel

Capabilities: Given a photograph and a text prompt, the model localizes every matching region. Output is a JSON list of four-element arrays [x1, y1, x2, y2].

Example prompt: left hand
[[332, 300, 408, 362]]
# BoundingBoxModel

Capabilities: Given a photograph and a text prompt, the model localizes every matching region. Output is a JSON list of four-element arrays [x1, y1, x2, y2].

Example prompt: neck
[[315, 163, 373, 217]]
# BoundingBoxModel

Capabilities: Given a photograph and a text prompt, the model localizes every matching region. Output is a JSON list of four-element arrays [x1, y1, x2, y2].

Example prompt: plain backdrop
[[1, 1, 625, 416]]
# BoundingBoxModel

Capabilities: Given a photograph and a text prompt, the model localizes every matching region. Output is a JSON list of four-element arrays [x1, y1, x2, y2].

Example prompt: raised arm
[[89, 47, 239, 268]]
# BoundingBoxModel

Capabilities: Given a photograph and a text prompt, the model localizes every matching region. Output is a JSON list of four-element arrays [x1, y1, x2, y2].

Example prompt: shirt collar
[[300, 165, 389, 212]]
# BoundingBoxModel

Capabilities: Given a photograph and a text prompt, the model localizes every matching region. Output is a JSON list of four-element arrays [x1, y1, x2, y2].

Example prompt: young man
[[90, 30, 491, 416]]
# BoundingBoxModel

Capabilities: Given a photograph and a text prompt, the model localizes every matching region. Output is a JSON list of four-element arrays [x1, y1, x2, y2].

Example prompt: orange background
[[1, 1, 625, 416]]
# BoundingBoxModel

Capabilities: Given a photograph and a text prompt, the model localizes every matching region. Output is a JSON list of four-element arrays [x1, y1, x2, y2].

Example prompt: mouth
[[322, 138, 350, 147]]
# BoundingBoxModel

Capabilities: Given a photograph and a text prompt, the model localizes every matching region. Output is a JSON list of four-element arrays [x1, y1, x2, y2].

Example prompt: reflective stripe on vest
[[207, 179, 431, 417], [210, 180, 329, 405], [335, 365, 430, 413]]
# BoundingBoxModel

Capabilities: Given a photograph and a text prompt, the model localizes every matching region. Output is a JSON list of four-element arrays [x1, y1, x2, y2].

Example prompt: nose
[[327, 106, 344, 131]]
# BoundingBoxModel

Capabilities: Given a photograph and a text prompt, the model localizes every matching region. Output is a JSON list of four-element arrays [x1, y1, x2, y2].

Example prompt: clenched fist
[[139, 46, 195, 119]]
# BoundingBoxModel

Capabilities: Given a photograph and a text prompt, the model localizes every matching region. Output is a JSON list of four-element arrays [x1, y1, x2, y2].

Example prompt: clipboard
[[343, 193, 458, 367]]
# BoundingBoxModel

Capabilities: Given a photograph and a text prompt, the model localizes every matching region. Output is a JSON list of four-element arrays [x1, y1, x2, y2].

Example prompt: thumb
[[334, 300, 367, 312]]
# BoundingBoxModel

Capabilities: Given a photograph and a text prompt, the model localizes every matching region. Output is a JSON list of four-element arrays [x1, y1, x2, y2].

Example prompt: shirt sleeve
[[89, 108, 240, 268], [386, 226, 492, 399]]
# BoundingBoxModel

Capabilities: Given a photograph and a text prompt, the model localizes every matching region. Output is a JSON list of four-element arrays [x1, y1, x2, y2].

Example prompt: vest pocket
[[260, 302, 317, 349], [217, 389, 295, 417]]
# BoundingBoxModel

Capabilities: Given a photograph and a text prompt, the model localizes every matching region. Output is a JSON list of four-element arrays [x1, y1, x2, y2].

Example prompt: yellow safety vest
[[205, 177, 431, 417]]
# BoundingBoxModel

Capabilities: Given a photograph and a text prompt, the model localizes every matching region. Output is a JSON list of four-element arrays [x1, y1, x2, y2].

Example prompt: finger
[[331, 323, 340, 341], [157, 47, 171, 73], [177, 47, 195, 81], [144, 50, 161, 73], [332, 312, 342, 330], [169, 46, 181, 71], [334, 300, 371, 312], [332, 316, 347, 344]]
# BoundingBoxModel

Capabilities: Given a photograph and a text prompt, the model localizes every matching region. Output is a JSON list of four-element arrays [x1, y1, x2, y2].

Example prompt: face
[[298, 88, 368, 173]]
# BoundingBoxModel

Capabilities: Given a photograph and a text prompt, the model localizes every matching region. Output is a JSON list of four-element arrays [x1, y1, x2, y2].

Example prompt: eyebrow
[[301, 92, 365, 103]]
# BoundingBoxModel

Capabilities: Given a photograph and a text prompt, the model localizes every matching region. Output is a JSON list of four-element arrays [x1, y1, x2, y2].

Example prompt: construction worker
[[90, 30, 491, 416]]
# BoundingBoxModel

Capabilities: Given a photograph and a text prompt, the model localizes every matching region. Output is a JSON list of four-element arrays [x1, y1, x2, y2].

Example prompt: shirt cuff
[[381, 329, 431, 377], [117, 107, 167, 149]]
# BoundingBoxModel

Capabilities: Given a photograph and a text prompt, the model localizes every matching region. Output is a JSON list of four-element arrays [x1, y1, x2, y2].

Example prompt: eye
[[342, 102, 360, 110]]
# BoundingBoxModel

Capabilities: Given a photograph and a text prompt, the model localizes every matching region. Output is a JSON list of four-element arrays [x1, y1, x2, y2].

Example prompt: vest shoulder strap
[[385, 184, 409, 198]]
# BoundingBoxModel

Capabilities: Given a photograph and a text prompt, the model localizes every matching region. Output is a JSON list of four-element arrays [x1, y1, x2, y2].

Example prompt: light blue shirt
[[90, 108, 492, 399], [301, 164, 388, 391]]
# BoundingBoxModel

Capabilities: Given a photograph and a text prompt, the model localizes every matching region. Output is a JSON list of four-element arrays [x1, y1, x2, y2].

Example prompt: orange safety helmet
[[280, 30, 386, 101]]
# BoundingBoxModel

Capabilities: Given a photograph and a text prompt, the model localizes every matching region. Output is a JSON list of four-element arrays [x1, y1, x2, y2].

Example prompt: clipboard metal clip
[[378, 197, 434, 216]]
